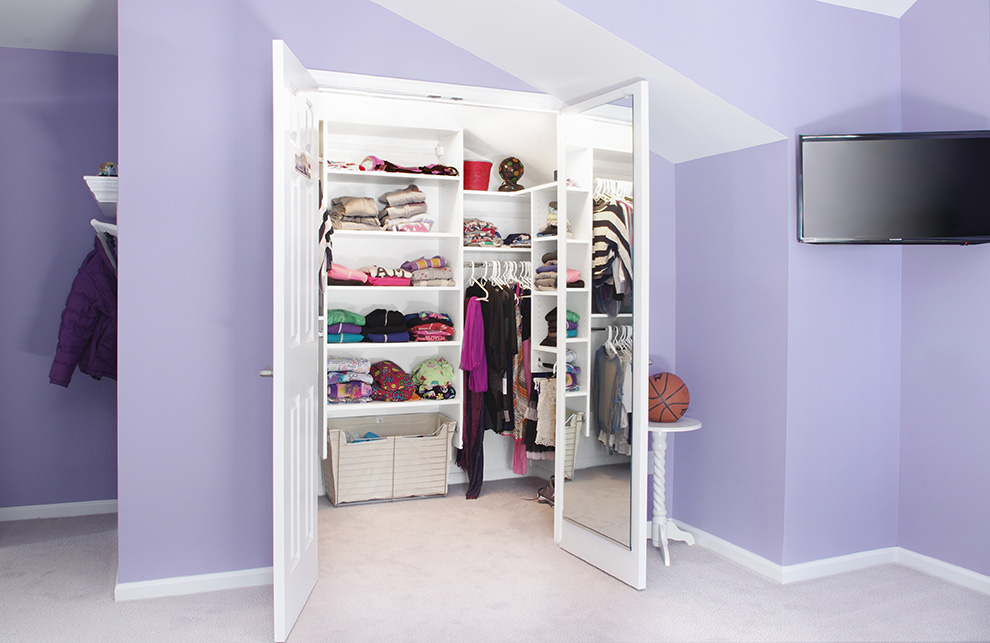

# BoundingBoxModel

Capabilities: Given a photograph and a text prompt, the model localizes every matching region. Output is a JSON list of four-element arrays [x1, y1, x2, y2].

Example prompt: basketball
[[648, 372, 690, 423]]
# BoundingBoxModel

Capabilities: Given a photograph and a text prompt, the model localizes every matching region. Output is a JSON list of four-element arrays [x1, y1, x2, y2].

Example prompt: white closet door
[[272, 40, 320, 642], [555, 81, 650, 590]]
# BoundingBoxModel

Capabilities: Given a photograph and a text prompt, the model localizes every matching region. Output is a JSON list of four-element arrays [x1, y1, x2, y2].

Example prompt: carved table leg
[[651, 431, 670, 566]]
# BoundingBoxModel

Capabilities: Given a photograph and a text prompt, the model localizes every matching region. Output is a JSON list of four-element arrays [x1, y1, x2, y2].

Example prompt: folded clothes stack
[[537, 202, 572, 238], [327, 309, 366, 343], [328, 262, 370, 287], [400, 255, 454, 287], [327, 355, 373, 404], [565, 362, 581, 391], [411, 356, 456, 400], [533, 251, 583, 291], [379, 184, 434, 232], [360, 265, 413, 287], [540, 307, 579, 347], [404, 311, 455, 342], [329, 196, 381, 231], [359, 155, 459, 177], [464, 218, 503, 246], [370, 360, 418, 402], [362, 308, 409, 343], [503, 232, 531, 248]]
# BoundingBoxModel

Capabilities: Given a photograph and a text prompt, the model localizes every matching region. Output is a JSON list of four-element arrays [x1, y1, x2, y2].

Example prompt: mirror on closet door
[[561, 95, 635, 548]]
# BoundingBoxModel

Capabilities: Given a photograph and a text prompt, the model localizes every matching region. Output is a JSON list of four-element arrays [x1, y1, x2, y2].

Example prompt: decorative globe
[[497, 156, 524, 191]]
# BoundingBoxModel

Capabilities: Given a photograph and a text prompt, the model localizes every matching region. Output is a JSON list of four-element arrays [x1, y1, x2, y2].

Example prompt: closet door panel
[[272, 40, 320, 642], [555, 81, 649, 591]]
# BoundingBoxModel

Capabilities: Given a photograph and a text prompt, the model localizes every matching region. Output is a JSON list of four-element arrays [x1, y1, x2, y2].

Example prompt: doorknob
[[260, 367, 273, 378]]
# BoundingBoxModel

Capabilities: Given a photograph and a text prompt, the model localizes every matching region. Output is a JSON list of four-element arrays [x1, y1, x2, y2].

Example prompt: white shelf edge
[[325, 168, 460, 182], [326, 398, 460, 418], [84, 175, 118, 220], [332, 230, 460, 239], [324, 286, 461, 293], [462, 246, 531, 252], [325, 341, 462, 349], [462, 181, 588, 198]]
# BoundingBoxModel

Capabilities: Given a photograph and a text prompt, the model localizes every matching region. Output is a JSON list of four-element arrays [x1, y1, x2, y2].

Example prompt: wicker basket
[[323, 413, 455, 506]]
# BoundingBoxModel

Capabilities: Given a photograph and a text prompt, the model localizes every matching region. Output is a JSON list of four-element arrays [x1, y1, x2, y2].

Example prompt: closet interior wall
[[316, 86, 631, 486]]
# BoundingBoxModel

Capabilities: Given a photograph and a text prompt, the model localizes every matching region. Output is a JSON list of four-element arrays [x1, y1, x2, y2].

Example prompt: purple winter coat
[[49, 236, 117, 387]]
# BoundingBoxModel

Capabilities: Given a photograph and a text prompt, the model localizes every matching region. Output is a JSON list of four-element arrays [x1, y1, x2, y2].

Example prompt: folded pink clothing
[[411, 328, 455, 339], [329, 263, 369, 283], [367, 275, 411, 287], [566, 268, 581, 283], [391, 220, 433, 233], [411, 334, 452, 342]]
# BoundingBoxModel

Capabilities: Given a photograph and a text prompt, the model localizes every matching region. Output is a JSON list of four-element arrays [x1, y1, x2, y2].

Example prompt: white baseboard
[[672, 520, 990, 595], [115, 566, 273, 602], [673, 520, 787, 582], [896, 548, 990, 596], [0, 499, 118, 522]]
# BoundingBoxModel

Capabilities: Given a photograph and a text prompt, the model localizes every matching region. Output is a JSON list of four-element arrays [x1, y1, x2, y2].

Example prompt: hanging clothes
[[511, 284, 531, 475], [457, 296, 488, 499], [592, 336, 633, 455], [50, 236, 117, 387], [524, 374, 555, 460], [592, 196, 633, 317], [464, 282, 517, 436]]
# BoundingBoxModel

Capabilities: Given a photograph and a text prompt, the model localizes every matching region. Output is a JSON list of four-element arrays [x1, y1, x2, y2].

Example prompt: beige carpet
[[3, 477, 990, 642]]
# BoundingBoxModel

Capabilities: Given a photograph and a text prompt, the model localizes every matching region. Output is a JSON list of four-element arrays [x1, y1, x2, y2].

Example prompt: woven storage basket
[[323, 413, 455, 506]]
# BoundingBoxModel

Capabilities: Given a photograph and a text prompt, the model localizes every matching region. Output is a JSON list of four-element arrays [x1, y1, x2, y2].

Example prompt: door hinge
[[260, 367, 273, 378]]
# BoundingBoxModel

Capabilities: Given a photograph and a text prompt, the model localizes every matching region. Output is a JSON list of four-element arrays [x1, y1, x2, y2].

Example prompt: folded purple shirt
[[328, 322, 363, 334], [364, 331, 410, 343]]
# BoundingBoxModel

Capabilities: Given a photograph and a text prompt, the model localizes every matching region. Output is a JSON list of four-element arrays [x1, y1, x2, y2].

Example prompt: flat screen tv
[[798, 130, 990, 244]]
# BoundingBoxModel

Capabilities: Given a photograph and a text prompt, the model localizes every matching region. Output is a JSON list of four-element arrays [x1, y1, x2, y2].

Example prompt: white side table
[[648, 417, 702, 566]]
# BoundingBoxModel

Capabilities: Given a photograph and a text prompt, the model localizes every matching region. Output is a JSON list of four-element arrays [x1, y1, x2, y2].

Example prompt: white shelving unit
[[316, 83, 642, 490], [84, 175, 117, 220]]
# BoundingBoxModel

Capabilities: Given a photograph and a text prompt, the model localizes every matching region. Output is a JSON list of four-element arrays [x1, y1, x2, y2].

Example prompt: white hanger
[[476, 262, 490, 301], [90, 218, 118, 274]]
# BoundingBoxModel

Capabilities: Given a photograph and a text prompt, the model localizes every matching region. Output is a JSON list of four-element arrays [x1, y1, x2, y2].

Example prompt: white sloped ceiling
[[371, 0, 786, 164], [816, 0, 918, 18]]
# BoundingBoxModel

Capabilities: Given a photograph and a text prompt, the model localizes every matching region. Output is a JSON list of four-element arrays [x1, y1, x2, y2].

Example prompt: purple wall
[[113, 0, 990, 583], [561, 0, 904, 565], [898, 0, 990, 576], [116, 0, 534, 582], [674, 142, 791, 561], [648, 155, 677, 523], [0, 47, 118, 509]]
